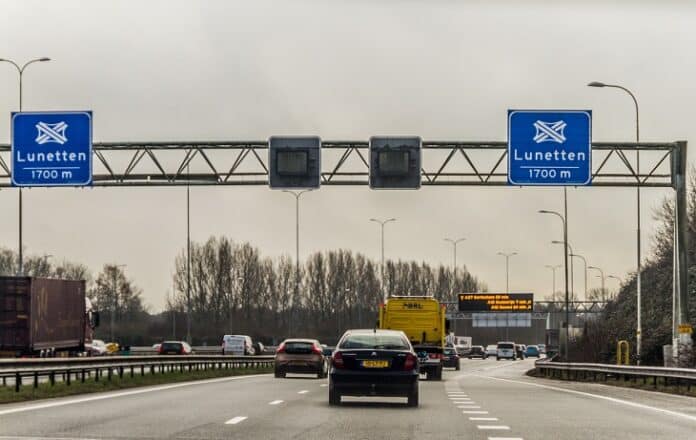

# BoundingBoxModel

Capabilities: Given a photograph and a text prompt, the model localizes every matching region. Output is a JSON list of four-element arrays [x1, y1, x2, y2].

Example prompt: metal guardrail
[[0, 355, 274, 392], [534, 358, 696, 388]]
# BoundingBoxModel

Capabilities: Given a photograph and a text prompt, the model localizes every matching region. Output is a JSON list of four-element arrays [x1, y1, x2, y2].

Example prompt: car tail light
[[403, 353, 417, 370], [332, 352, 344, 368], [276, 343, 286, 354], [158, 345, 163, 354], [429, 353, 443, 360], [180, 346, 185, 355], [311, 345, 322, 355]]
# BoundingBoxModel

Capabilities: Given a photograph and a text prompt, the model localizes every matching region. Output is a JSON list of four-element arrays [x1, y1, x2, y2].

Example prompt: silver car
[[496, 341, 516, 361]]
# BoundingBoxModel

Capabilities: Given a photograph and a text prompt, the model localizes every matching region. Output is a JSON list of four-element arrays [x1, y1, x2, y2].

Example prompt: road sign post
[[508, 110, 592, 186], [12, 111, 93, 187]]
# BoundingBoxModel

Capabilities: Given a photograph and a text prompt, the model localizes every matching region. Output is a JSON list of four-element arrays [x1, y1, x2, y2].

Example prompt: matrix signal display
[[458, 293, 533, 312]]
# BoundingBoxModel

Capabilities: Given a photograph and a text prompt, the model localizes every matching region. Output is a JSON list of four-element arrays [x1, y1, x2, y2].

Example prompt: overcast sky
[[1, 0, 694, 311]]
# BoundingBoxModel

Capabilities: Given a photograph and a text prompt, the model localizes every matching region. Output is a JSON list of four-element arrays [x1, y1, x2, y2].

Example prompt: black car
[[442, 347, 460, 370], [329, 329, 419, 407], [468, 345, 487, 359]]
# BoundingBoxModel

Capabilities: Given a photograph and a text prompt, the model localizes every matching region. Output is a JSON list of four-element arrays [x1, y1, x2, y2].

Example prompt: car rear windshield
[[161, 342, 181, 351], [498, 343, 514, 349], [340, 334, 410, 350], [284, 342, 315, 354]]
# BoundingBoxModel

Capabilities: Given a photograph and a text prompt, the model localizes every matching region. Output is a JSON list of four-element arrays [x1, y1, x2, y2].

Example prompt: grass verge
[[527, 368, 696, 398], [0, 366, 272, 404]]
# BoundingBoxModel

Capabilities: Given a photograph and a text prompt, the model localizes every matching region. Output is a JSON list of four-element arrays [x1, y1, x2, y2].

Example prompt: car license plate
[[362, 360, 389, 368]]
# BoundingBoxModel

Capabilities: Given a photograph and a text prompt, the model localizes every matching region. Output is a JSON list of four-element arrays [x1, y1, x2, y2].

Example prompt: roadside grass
[[0, 366, 272, 404], [528, 368, 696, 398]]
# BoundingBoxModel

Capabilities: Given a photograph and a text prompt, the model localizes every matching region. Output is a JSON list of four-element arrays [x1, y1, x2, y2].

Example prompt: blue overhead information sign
[[12, 111, 93, 187], [508, 110, 591, 186]]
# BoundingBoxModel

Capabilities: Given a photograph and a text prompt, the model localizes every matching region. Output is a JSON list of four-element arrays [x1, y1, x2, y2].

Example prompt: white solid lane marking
[[225, 416, 248, 425], [462, 410, 488, 414], [469, 417, 498, 421], [477, 425, 510, 430], [298, 390, 309, 394], [0, 374, 270, 417], [269, 400, 284, 405], [478, 375, 696, 424]]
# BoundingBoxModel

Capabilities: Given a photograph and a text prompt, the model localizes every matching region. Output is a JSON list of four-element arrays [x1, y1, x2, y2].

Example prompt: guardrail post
[[130, 366, 134, 378], [50, 371, 55, 386], [15, 372, 20, 392], [33, 372, 38, 388], [95, 368, 99, 382], [66, 370, 71, 386]]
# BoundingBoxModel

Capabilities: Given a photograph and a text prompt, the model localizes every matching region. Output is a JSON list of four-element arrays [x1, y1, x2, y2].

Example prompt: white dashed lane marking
[[458, 405, 481, 409], [462, 410, 488, 414], [488, 438, 523, 440], [269, 400, 283, 405], [320, 384, 328, 387], [298, 390, 309, 394], [225, 416, 248, 425], [469, 417, 498, 421], [477, 425, 510, 430]]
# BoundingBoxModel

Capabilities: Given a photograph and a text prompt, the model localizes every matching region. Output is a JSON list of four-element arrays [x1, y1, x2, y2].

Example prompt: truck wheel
[[407, 384, 419, 407]]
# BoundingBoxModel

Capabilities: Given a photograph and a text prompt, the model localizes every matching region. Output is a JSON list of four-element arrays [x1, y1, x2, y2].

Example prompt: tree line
[[573, 172, 696, 366], [168, 237, 486, 345]]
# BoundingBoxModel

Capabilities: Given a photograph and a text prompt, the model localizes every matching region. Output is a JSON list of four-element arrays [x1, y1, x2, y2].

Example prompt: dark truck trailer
[[0, 277, 87, 356]]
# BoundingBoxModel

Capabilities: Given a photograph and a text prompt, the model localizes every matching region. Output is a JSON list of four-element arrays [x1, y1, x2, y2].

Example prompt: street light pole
[[588, 80, 642, 363], [552, 240, 575, 302], [588, 266, 605, 300], [444, 237, 466, 296], [570, 253, 588, 301], [497, 251, 517, 340], [0, 57, 51, 276], [539, 208, 570, 360], [186, 164, 192, 345], [607, 275, 622, 299], [283, 190, 313, 336], [110, 264, 126, 342], [544, 264, 562, 299], [370, 218, 396, 302]]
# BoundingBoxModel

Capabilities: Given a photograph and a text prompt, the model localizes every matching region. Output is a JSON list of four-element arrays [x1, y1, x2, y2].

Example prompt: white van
[[222, 334, 255, 355]]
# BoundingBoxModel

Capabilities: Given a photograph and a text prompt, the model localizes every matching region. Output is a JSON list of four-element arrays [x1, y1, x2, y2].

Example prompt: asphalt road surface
[[1, 358, 696, 439]]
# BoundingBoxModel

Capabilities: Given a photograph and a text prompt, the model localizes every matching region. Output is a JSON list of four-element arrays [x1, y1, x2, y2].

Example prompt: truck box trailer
[[378, 296, 449, 380], [0, 276, 89, 356]]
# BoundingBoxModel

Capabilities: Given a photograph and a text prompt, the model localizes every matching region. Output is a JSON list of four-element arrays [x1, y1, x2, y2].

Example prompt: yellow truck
[[378, 296, 448, 380]]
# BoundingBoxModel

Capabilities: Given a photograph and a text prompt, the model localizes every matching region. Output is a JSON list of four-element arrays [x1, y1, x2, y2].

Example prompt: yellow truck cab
[[378, 296, 448, 380]]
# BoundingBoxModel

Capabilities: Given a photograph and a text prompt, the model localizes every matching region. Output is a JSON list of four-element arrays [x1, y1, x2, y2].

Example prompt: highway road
[[1, 358, 695, 439]]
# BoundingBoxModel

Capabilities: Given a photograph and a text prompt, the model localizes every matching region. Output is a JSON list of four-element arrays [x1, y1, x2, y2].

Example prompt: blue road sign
[[12, 111, 93, 187], [508, 110, 591, 186]]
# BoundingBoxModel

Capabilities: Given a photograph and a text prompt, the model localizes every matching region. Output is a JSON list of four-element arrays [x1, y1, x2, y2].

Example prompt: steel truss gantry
[[0, 140, 688, 331]]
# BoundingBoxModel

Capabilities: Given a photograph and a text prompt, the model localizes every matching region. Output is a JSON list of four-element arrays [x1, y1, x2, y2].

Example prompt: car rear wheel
[[274, 368, 286, 378], [407, 384, 419, 407], [455, 361, 460, 371], [329, 388, 340, 406]]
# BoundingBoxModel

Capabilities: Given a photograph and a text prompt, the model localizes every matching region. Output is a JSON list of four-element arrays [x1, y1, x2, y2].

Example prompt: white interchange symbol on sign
[[533, 120, 566, 144], [35, 121, 68, 145]]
